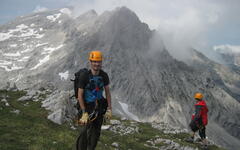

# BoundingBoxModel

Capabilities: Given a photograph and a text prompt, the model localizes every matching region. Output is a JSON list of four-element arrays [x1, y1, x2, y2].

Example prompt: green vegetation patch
[[0, 90, 78, 150]]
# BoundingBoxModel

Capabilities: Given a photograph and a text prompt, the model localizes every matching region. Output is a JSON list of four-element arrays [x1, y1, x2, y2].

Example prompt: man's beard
[[93, 66, 101, 71]]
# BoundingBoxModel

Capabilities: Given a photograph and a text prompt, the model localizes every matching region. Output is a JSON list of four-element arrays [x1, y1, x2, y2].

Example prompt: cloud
[[153, 8, 208, 61], [214, 45, 240, 54], [33, 5, 48, 13], [52, 0, 240, 61], [66, 1, 220, 60], [68, 0, 225, 28]]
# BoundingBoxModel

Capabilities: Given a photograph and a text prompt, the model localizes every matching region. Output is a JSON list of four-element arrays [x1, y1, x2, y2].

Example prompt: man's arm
[[78, 88, 86, 111], [104, 85, 111, 110], [77, 88, 89, 125]]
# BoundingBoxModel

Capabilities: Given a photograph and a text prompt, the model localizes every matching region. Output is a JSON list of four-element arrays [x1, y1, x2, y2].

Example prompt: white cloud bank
[[214, 45, 240, 54], [66, 0, 240, 62]]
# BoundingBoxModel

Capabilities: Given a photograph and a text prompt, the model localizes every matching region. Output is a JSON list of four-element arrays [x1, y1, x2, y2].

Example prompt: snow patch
[[10, 44, 17, 47], [18, 28, 44, 38], [0, 60, 12, 65], [36, 42, 48, 47], [42, 44, 64, 55], [47, 13, 61, 22], [0, 63, 23, 71], [30, 44, 63, 70], [9, 64, 23, 71], [15, 74, 23, 82], [3, 51, 21, 57], [17, 56, 30, 62], [21, 48, 33, 53], [11, 24, 28, 32], [30, 55, 50, 70], [116, 109, 124, 115], [19, 29, 35, 37], [12, 24, 28, 32], [0, 32, 12, 41], [15, 24, 42, 38], [59, 71, 69, 80], [118, 101, 140, 121], [0, 24, 44, 41]]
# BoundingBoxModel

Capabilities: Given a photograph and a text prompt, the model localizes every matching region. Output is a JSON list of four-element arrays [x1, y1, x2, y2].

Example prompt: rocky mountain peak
[[93, 7, 152, 51], [112, 6, 140, 21], [106, 6, 149, 32]]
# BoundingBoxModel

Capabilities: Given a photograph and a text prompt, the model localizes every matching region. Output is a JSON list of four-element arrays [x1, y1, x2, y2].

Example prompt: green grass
[[0, 90, 77, 150], [0, 90, 226, 150]]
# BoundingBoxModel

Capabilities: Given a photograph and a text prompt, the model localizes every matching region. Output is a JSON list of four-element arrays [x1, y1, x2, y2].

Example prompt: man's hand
[[199, 125, 205, 129], [104, 109, 112, 120], [79, 112, 89, 125]]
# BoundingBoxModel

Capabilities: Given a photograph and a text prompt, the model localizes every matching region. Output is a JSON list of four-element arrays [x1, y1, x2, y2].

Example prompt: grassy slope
[[0, 90, 77, 150], [0, 90, 226, 150]]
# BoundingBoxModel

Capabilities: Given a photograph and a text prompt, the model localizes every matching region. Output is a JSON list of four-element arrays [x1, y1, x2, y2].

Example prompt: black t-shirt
[[78, 69, 109, 89]]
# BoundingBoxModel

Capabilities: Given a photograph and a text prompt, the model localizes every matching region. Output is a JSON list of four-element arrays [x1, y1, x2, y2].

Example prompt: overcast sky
[[1, 0, 239, 56]]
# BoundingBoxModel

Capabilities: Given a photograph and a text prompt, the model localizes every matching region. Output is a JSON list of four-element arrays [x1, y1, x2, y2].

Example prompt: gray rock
[[11, 109, 20, 114], [111, 142, 119, 148], [42, 90, 77, 124], [1, 98, 9, 106], [18, 95, 32, 101], [7, 82, 18, 91], [110, 120, 121, 125], [101, 125, 111, 130]]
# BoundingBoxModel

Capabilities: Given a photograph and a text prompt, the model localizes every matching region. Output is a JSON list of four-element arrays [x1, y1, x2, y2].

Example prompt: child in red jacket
[[186, 93, 208, 149]]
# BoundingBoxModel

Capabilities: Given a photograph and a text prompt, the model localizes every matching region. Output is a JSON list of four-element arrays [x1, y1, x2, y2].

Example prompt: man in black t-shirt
[[76, 51, 112, 150]]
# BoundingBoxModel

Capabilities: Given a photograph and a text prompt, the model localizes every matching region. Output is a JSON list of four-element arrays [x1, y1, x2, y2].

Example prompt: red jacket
[[192, 100, 208, 126]]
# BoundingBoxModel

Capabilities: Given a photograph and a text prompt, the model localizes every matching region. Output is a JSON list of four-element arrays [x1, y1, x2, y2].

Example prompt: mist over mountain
[[0, 6, 240, 150], [212, 45, 240, 67]]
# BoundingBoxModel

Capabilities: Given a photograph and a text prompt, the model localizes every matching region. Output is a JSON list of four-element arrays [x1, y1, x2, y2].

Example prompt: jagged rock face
[[0, 6, 240, 149]]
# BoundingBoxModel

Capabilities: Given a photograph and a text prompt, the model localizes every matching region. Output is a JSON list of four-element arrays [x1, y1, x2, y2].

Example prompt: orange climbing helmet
[[89, 51, 103, 61], [194, 93, 203, 100]]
